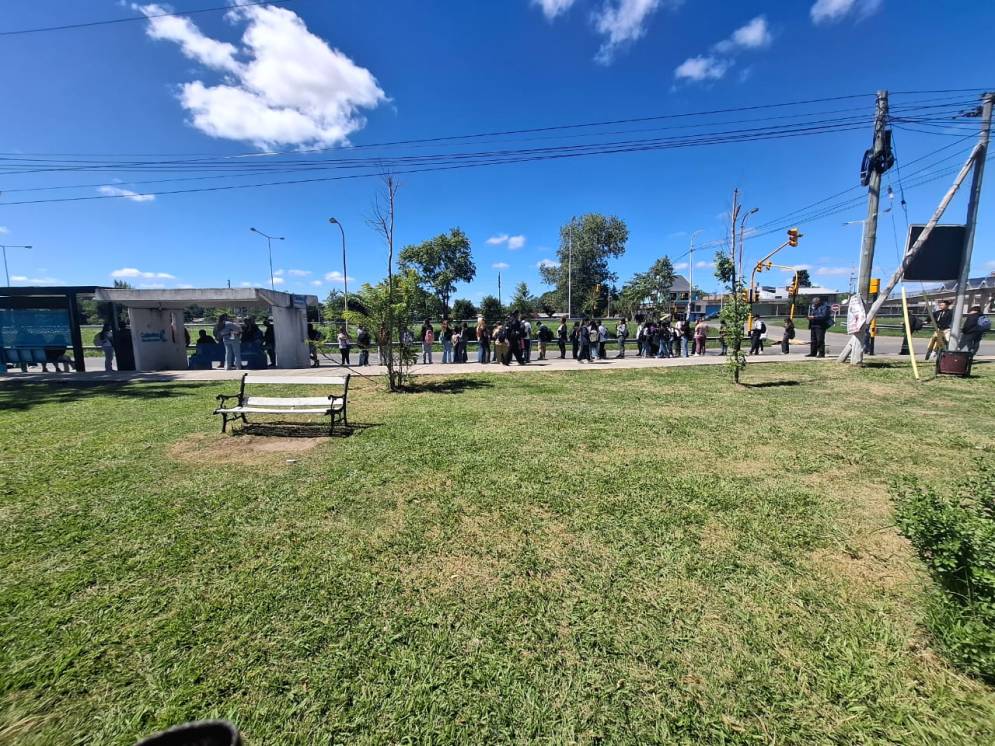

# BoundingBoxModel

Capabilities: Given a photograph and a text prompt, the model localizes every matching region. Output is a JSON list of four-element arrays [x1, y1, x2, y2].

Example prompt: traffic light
[[787, 227, 801, 247], [869, 278, 880, 295], [741, 288, 750, 303]]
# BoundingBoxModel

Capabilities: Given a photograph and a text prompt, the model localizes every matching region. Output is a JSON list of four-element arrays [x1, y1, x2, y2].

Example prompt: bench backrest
[[238, 373, 350, 404], [244, 375, 348, 386]]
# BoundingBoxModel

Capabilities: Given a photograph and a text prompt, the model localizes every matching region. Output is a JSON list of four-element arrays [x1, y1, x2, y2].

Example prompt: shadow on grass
[[0, 381, 209, 412], [402, 379, 494, 395], [232, 421, 379, 438], [741, 380, 801, 389]]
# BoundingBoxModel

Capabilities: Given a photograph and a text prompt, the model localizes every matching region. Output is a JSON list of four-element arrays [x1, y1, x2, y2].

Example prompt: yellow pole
[[900, 286, 920, 380]]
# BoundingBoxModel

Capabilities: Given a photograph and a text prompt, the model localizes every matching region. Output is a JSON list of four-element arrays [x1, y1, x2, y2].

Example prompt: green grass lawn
[[2, 363, 994, 744]]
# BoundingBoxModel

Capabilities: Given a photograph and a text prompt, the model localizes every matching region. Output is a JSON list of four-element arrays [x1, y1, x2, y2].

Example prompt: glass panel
[[0, 308, 73, 349]]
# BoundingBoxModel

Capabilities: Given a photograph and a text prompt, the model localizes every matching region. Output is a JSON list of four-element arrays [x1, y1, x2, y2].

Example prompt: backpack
[[425, 329, 435, 343], [589, 328, 600, 344], [978, 315, 992, 332], [787, 326, 796, 339]]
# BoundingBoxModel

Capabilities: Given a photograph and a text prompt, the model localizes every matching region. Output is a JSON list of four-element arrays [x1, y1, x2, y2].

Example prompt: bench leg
[[220, 413, 229, 433]]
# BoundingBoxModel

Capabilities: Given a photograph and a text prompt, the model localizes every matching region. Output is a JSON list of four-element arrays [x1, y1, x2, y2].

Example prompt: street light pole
[[328, 218, 348, 329], [567, 216, 574, 318], [1, 244, 33, 286], [686, 229, 703, 320], [249, 227, 285, 291]]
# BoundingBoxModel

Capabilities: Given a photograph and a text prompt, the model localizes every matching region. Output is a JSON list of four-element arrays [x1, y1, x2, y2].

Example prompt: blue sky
[[1, 0, 993, 303]]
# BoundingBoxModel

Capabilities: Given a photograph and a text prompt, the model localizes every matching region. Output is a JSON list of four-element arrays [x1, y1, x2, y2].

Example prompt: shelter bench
[[213, 373, 351, 434]]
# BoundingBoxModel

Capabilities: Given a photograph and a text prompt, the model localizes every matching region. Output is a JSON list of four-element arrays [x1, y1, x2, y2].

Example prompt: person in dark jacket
[[570, 321, 581, 359], [925, 300, 953, 361], [958, 305, 986, 355], [556, 316, 568, 359], [503, 311, 526, 365], [806, 297, 832, 357], [537, 321, 553, 360], [749, 316, 766, 355], [262, 318, 276, 367], [356, 324, 371, 366], [781, 318, 795, 354]]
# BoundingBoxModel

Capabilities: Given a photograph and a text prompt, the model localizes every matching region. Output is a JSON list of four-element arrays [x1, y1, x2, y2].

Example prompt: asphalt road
[[765, 325, 994, 357]]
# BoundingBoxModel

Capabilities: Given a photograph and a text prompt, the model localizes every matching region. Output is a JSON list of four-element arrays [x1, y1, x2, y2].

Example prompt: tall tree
[[795, 269, 813, 288], [509, 282, 536, 315], [539, 213, 628, 314], [399, 228, 475, 314], [479, 295, 504, 325]]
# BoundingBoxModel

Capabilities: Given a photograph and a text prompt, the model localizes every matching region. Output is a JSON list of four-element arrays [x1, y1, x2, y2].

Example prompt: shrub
[[895, 459, 995, 681]]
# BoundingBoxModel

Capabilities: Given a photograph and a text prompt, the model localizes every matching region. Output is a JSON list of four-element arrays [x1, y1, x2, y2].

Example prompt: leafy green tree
[[618, 256, 675, 318], [509, 282, 536, 316], [714, 249, 748, 384], [539, 214, 628, 313], [399, 227, 475, 314], [450, 298, 477, 321], [346, 270, 420, 388], [479, 295, 504, 325], [537, 290, 559, 317], [796, 269, 812, 288]]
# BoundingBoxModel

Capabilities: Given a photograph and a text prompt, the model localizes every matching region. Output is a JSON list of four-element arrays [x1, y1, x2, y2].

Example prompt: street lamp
[[686, 229, 704, 320], [249, 227, 285, 291], [1, 244, 33, 286], [738, 207, 759, 280], [328, 218, 348, 328]]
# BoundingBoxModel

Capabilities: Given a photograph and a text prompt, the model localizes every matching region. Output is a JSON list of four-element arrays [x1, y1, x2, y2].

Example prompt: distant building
[[873, 273, 995, 316]]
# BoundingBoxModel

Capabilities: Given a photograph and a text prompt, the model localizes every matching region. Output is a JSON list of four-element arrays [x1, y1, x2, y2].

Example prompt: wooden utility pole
[[844, 90, 889, 365], [949, 92, 993, 348]]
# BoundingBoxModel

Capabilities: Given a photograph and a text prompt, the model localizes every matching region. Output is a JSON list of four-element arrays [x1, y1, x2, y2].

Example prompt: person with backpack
[[420, 318, 435, 364], [925, 299, 953, 361], [596, 320, 607, 359], [537, 321, 553, 360], [440, 319, 454, 364], [781, 317, 795, 354], [806, 296, 833, 357], [356, 324, 371, 366], [614, 318, 629, 358], [570, 321, 581, 359], [492, 322, 508, 364], [657, 322, 672, 358], [958, 305, 989, 355], [503, 311, 527, 365], [521, 317, 533, 363], [899, 314, 924, 357], [556, 316, 568, 359], [576, 318, 592, 363], [749, 315, 767, 356]]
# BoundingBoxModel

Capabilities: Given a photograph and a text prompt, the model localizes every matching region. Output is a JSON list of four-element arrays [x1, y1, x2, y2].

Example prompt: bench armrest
[[216, 393, 241, 405]]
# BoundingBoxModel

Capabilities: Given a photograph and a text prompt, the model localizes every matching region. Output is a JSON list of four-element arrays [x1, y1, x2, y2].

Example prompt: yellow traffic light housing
[[869, 278, 880, 295], [787, 227, 801, 247]]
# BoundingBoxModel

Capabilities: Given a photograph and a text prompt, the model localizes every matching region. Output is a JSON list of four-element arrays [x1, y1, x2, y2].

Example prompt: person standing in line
[[806, 296, 832, 357], [615, 317, 629, 358], [781, 317, 795, 354], [493, 322, 508, 364], [749, 315, 766, 355], [96, 323, 115, 372], [337, 325, 351, 366], [556, 316, 568, 359], [719, 320, 728, 356], [571, 321, 581, 359], [925, 299, 953, 361], [459, 321, 470, 362], [475, 317, 489, 363], [635, 319, 645, 357], [958, 304, 988, 355], [221, 314, 244, 370], [683, 317, 695, 356], [439, 319, 453, 363], [577, 318, 592, 363], [597, 320, 608, 359], [356, 324, 371, 366], [694, 319, 709, 356], [306, 322, 323, 367], [656, 322, 670, 358], [420, 319, 435, 364], [537, 321, 552, 360], [521, 316, 533, 363], [212, 316, 227, 368], [503, 311, 527, 365], [262, 318, 276, 367]]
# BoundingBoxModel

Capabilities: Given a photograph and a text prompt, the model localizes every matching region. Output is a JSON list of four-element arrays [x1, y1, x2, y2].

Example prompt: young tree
[[479, 295, 504, 325], [796, 268, 813, 288], [509, 282, 537, 315], [399, 228, 475, 314], [366, 173, 413, 392], [715, 232, 749, 384], [539, 214, 628, 312], [450, 298, 477, 321]]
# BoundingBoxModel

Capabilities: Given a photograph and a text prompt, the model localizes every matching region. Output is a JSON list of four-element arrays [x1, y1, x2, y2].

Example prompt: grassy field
[[2, 362, 994, 744]]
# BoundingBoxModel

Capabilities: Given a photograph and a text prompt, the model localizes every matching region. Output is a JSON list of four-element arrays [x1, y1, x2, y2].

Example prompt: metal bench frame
[[213, 373, 351, 435]]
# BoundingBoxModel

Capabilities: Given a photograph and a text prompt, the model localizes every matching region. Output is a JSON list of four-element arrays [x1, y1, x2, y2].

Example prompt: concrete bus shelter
[[1, 285, 97, 372], [94, 287, 318, 371]]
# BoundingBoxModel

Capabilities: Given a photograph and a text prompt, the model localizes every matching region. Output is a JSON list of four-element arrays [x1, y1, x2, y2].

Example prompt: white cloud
[[111, 267, 176, 280], [492, 262, 510, 270], [537, 259, 560, 269], [272, 276, 285, 286], [138, 283, 167, 289], [285, 268, 311, 277], [177, 283, 195, 289], [98, 185, 155, 202], [674, 55, 729, 82], [0, 226, 8, 234], [533, 0, 578, 20], [810, 0, 883, 24], [985, 259, 995, 271], [714, 16, 771, 53], [324, 270, 355, 285], [813, 266, 853, 276], [674, 261, 689, 270], [675, 15, 771, 84], [593, 0, 665, 65], [694, 260, 715, 269], [10, 274, 63, 285], [139, 3, 387, 149], [486, 233, 526, 249], [309, 279, 323, 287], [240, 281, 254, 288]]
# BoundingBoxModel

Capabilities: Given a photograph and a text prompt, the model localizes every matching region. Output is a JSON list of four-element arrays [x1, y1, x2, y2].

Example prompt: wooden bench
[[213, 373, 351, 434]]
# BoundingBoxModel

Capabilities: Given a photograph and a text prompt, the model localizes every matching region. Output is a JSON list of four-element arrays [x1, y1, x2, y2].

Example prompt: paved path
[[3, 350, 990, 384]]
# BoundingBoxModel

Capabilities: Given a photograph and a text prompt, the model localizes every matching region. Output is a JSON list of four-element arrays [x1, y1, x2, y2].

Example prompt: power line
[[0, 0, 295, 37]]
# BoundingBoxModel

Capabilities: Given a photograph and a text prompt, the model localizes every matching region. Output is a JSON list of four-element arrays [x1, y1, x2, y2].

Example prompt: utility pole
[[498, 271, 502, 307], [949, 91, 993, 349], [845, 90, 889, 365], [687, 232, 695, 320], [567, 217, 574, 318]]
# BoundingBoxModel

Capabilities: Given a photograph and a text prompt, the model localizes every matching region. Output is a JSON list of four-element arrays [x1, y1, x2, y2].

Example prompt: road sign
[[831, 303, 841, 314]]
